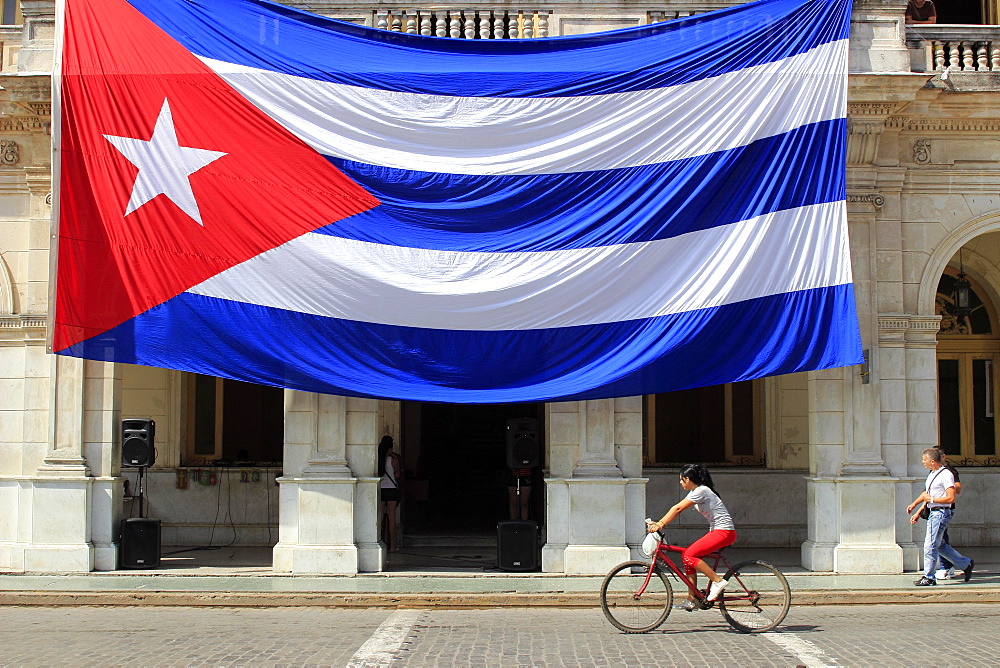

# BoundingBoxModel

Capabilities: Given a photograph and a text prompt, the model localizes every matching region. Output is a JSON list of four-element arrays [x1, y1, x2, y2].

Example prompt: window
[[643, 380, 763, 466], [183, 373, 284, 465], [1, 1, 21, 25], [936, 268, 1000, 464], [933, 0, 997, 24]]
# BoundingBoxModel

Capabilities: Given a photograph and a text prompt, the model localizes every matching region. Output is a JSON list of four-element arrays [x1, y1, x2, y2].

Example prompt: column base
[[833, 544, 903, 573], [801, 540, 836, 572], [541, 543, 566, 573], [272, 544, 358, 574], [900, 541, 922, 571], [356, 541, 384, 572], [561, 545, 630, 575], [22, 545, 95, 573]]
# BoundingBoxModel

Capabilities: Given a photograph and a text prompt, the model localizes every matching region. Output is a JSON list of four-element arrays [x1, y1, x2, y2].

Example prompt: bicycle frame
[[656, 541, 729, 603], [632, 538, 754, 608]]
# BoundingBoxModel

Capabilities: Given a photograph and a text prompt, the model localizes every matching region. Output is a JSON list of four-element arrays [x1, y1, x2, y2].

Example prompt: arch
[[0, 251, 14, 315], [917, 211, 1000, 317]]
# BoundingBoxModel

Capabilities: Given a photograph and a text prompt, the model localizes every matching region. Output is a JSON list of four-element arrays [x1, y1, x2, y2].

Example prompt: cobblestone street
[[2, 602, 999, 666]]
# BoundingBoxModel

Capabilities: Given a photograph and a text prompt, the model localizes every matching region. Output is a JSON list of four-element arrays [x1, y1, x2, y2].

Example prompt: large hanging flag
[[53, 0, 862, 403]]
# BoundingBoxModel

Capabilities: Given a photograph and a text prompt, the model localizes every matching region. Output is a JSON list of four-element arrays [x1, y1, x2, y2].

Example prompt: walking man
[[906, 448, 974, 586], [935, 448, 962, 579]]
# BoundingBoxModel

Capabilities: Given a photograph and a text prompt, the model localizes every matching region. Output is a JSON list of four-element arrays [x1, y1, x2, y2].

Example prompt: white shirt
[[926, 466, 956, 509], [685, 485, 735, 531], [380, 456, 398, 489]]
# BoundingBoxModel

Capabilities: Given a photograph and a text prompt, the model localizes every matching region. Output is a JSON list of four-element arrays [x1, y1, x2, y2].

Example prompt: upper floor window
[[934, 0, 997, 24], [1, 1, 21, 25]]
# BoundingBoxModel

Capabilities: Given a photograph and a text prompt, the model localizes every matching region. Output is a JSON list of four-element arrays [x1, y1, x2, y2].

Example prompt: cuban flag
[[53, 0, 862, 403]]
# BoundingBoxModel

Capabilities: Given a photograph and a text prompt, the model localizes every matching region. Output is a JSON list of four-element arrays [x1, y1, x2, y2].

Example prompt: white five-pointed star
[[104, 99, 227, 226]]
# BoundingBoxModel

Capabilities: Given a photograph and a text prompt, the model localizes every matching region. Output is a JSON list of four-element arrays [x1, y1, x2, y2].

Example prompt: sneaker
[[673, 600, 698, 612], [964, 559, 975, 582], [914, 576, 937, 586], [707, 578, 729, 601], [935, 568, 955, 580]]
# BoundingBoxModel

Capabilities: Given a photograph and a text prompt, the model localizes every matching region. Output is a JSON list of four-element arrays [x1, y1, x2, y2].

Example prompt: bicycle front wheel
[[718, 560, 791, 633], [600, 560, 673, 633]]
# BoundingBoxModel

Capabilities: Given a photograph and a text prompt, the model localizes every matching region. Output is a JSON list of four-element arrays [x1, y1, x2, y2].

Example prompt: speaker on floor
[[497, 520, 538, 572], [506, 418, 539, 468], [121, 418, 155, 467], [120, 518, 161, 569]]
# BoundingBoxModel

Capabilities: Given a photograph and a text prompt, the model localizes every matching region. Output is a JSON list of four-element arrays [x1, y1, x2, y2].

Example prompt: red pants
[[682, 529, 737, 574]]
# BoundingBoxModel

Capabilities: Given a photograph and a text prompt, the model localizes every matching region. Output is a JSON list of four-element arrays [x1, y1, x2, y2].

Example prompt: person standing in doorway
[[378, 436, 402, 552], [907, 448, 973, 586], [507, 465, 533, 520]]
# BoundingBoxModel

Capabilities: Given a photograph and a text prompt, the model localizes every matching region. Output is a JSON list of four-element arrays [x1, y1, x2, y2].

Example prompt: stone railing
[[906, 25, 1000, 73], [366, 7, 713, 38], [373, 9, 552, 38]]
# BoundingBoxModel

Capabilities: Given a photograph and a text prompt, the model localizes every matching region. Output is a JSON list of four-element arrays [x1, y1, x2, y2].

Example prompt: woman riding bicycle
[[647, 464, 737, 611]]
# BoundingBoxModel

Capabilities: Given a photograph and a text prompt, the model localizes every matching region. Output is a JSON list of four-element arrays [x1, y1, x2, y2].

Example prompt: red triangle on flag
[[55, 0, 380, 352]]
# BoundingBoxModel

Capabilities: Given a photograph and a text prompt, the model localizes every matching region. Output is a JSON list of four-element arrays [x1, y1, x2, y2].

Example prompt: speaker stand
[[515, 474, 522, 519], [136, 466, 146, 518]]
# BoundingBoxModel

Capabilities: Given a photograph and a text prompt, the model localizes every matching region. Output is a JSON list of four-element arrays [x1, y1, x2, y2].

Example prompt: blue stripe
[[127, 0, 851, 97], [317, 119, 845, 251], [60, 285, 863, 403]]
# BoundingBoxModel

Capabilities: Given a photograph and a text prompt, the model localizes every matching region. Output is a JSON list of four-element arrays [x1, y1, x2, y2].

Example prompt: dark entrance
[[400, 402, 544, 537]]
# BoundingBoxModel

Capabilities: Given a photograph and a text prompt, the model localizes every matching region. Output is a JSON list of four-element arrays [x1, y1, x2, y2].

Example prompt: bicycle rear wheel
[[718, 560, 791, 633], [600, 560, 673, 633]]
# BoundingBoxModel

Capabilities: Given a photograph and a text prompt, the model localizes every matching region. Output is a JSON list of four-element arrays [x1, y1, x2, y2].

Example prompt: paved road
[[2, 602, 998, 666]]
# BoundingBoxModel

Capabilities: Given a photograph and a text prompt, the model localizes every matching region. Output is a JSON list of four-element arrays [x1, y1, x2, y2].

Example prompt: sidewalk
[[3, 546, 999, 607]]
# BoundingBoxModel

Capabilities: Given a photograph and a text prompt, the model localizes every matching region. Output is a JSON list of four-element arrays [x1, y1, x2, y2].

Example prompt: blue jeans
[[924, 508, 971, 578]]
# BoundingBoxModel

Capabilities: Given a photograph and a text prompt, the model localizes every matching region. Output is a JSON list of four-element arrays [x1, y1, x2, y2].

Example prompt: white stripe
[[188, 201, 851, 330], [347, 609, 421, 667], [762, 631, 841, 667], [200, 40, 846, 176]]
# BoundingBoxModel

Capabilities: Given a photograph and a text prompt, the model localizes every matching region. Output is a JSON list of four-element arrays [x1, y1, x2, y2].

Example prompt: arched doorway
[[936, 261, 1000, 463]]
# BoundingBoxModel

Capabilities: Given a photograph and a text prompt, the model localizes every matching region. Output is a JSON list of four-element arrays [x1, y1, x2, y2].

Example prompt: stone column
[[83, 360, 123, 571], [344, 398, 381, 572], [902, 316, 941, 571], [801, 368, 847, 572], [879, 317, 921, 569], [273, 390, 359, 574], [542, 398, 646, 574], [23, 354, 94, 571], [802, 364, 905, 572]]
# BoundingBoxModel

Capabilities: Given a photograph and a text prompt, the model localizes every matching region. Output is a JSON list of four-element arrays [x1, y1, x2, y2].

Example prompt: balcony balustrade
[[907, 25, 1000, 73]]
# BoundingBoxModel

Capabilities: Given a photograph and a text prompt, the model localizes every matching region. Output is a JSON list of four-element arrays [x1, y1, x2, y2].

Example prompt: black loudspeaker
[[120, 518, 161, 569], [506, 418, 539, 468], [122, 418, 155, 467], [498, 520, 538, 571]]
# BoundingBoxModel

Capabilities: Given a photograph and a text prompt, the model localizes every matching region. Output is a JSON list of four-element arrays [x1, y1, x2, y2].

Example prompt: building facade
[[1, 0, 1000, 574]]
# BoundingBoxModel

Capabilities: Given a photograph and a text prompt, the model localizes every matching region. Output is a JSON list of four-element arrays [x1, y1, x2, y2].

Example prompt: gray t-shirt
[[686, 485, 735, 531]]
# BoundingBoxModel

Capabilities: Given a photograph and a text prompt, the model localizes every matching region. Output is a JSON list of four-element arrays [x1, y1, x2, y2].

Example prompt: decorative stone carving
[[847, 118, 885, 165], [913, 139, 931, 164], [847, 193, 885, 207], [0, 139, 18, 165], [897, 119, 1000, 133]]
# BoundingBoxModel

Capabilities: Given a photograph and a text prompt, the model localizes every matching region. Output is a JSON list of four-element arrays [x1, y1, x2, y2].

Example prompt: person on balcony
[[905, 0, 937, 24]]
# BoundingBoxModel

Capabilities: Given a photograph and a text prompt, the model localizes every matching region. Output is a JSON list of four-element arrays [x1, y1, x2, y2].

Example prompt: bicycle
[[600, 529, 791, 634]]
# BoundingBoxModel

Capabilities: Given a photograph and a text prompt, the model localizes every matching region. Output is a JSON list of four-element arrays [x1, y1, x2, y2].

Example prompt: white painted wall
[[129, 467, 280, 547]]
